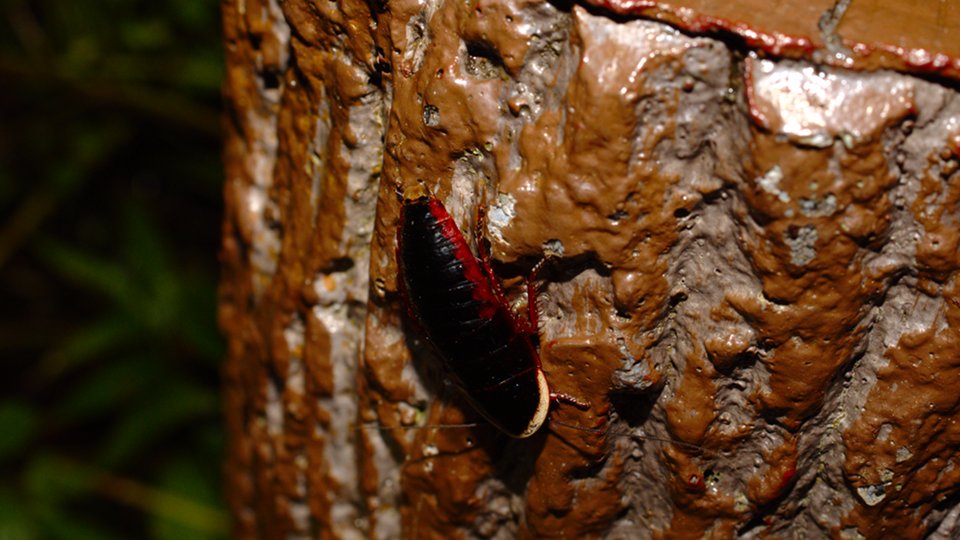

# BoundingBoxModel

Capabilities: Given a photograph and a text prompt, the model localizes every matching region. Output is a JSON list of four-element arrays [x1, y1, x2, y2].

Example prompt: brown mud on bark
[[219, 0, 960, 538]]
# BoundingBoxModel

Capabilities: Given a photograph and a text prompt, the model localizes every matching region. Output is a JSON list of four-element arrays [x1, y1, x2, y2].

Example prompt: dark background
[[0, 1, 227, 538]]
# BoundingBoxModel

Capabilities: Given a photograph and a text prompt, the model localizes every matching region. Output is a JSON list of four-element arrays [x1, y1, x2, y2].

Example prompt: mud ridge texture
[[219, 0, 960, 538]]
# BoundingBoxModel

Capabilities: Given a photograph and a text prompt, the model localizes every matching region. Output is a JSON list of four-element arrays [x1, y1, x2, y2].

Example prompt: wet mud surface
[[219, 0, 960, 537]]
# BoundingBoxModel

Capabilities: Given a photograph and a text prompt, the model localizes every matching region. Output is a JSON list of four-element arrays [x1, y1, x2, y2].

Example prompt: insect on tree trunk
[[219, 0, 960, 537]]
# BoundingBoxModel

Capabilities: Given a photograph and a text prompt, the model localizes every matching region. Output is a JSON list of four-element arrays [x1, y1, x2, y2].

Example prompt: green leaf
[[140, 273, 181, 335], [0, 401, 38, 460], [118, 204, 182, 334], [119, 19, 170, 50], [173, 53, 224, 92], [196, 426, 225, 461], [60, 35, 101, 78], [0, 488, 38, 540], [171, 0, 215, 28], [39, 315, 142, 380], [149, 459, 227, 539], [120, 201, 170, 285], [23, 454, 95, 502], [100, 382, 218, 467], [52, 354, 161, 425], [176, 274, 223, 364], [32, 237, 139, 313]]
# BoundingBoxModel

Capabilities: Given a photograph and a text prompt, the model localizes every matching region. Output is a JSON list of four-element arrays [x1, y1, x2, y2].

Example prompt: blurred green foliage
[[0, 0, 227, 538]]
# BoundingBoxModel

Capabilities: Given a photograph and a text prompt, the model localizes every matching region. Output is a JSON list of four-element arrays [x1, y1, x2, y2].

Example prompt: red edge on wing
[[427, 198, 499, 319]]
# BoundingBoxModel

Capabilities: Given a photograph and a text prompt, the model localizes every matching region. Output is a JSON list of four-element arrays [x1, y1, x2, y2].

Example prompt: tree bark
[[219, 0, 960, 537]]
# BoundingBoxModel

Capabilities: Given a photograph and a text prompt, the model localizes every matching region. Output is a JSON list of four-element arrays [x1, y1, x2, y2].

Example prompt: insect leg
[[549, 392, 591, 410], [525, 257, 553, 336], [474, 202, 512, 309]]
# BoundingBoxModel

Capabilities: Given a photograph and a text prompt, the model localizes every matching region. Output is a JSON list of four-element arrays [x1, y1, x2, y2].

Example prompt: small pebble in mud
[[857, 484, 887, 506], [423, 104, 440, 127]]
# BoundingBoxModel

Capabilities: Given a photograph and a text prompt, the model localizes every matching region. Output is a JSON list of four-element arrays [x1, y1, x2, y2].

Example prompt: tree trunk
[[219, 0, 960, 537]]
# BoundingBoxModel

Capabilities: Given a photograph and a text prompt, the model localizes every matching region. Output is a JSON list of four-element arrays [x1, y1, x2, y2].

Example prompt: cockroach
[[395, 182, 585, 438], [391, 184, 715, 458]]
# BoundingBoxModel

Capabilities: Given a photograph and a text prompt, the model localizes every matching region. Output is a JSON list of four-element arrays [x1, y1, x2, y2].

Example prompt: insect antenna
[[547, 417, 604, 435], [355, 421, 480, 433]]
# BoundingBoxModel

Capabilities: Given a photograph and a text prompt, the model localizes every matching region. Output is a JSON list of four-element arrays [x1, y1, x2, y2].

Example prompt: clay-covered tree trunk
[[218, 0, 960, 537]]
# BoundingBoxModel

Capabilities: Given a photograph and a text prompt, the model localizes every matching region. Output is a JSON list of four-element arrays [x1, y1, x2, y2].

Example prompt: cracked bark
[[219, 0, 960, 537]]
